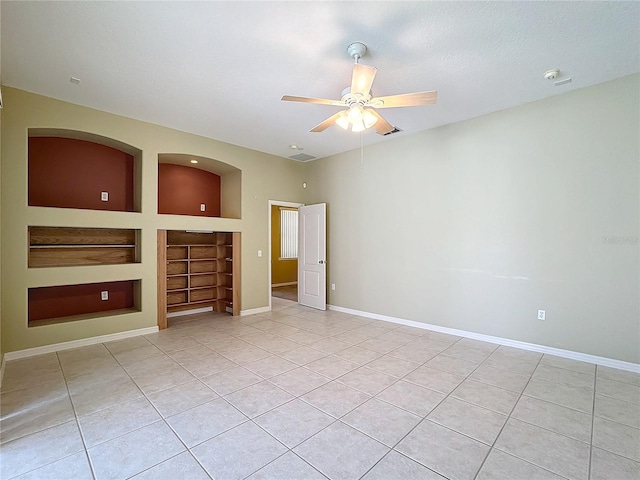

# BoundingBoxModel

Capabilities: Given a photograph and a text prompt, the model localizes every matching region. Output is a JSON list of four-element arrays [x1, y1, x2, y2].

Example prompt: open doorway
[[268, 200, 304, 310]]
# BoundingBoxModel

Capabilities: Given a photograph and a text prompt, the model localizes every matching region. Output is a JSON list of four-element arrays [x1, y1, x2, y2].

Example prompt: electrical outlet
[[258, 250, 262, 257], [101, 291, 109, 301], [200, 203, 206, 211], [101, 191, 109, 202], [331, 283, 336, 291], [537, 309, 546, 321]]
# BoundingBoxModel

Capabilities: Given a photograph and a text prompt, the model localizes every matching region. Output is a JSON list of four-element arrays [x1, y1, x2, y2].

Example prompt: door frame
[[268, 200, 304, 311]]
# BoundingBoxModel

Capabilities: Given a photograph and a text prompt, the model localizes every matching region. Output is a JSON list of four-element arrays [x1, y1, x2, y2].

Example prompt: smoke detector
[[544, 69, 560, 80]]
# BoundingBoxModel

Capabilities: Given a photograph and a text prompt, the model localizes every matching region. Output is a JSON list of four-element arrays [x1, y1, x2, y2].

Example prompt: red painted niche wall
[[28, 281, 135, 323], [158, 163, 221, 217], [28, 137, 135, 212]]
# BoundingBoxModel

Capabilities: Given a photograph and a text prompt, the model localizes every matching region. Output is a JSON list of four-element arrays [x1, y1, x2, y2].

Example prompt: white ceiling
[[2, 1, 638, 161]]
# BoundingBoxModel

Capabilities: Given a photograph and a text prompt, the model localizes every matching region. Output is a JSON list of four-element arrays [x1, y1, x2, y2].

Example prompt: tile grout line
[[126, 331, 259, 479], [470, 350, 550, 480], [357, 335, 487, 479], [102, 319, 451, 478], [185, 314, 354, 479], [98, 339, 183, 474], [244, 415, 330, 480], [510, 376, 593, 414], [588, 366, 598, 480], [502, 360, 600, 476], [3, 313, 369, 479], [485, 360, 597, 439], [234, 321, 429, 479], [6, 312, 636, 480], [400, 342, 494, 477], [1, 352, 97, 479], [354, 335, 494, 478], [9, 333, 272, 479], [56, 350, 98, 480], [102, 338, 214, 478]]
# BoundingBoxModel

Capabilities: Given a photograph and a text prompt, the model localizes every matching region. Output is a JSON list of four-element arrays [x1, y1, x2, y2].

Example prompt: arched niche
[[28, 128, 142, 212], [158, 153, 241, 219]]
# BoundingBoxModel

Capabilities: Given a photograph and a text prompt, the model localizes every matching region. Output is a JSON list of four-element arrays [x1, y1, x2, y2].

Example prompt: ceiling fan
[[282, 42, 437, 135]]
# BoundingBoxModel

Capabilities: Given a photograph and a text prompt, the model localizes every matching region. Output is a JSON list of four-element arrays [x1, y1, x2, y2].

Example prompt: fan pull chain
[[360, 131, 364, 168]]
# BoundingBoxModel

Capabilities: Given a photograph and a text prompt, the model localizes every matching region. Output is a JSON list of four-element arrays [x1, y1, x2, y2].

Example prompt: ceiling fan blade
[[351, 64, 377, 96], [310, 111, 345, 132], [281, 95, 343, 106], [369, 90, 437, 108], [367, 109, 395, 135]]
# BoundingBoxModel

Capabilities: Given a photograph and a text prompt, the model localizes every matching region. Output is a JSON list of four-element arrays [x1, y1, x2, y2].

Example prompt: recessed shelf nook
[[158, 153, 241, 219]]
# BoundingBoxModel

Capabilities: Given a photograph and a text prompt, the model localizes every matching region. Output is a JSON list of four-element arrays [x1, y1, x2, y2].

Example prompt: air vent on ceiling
[[554, 78, 572, 87], [383, 127, 402, 136], [289, 153, 316, 162]]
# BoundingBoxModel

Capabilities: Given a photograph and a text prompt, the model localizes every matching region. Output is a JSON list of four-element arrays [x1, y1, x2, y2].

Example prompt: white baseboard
[[241, 306, 271, 316], [329, 304, 640, 373], [272, 282, 298, 287], [3, 326, 159, 362], [167, 306, 213, 318]]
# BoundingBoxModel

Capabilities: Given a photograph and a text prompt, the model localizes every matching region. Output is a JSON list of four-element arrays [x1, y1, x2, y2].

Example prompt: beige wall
[[2, 75, 639, 364], [306, 74, 640, 364], [271, 205, 298, 285], [1, 87, 306, 353], [0, 96, 3, 363], [0, 100, 3, 363], [1, 5, 3, 363]]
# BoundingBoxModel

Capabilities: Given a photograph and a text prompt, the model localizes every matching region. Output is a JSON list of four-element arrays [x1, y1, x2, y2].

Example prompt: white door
[[298, 203, 327, 310]]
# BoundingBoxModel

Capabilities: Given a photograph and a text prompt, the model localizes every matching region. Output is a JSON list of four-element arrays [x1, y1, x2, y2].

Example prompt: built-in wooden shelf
[[29, 226, 140, 267]]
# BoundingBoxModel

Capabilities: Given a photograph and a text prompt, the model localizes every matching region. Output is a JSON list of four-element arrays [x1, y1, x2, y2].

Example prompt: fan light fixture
[[281, 42, 437, 135], [336, 105, 378, 132]]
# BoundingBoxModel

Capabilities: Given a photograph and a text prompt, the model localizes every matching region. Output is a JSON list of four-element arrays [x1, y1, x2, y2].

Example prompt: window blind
[[280, 208, 298, 259]]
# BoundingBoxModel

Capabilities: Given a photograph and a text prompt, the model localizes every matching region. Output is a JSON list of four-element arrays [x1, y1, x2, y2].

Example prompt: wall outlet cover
[[101, 191, 108, 201], [537, 309, 546, 321], [101, 291, 109, 301]]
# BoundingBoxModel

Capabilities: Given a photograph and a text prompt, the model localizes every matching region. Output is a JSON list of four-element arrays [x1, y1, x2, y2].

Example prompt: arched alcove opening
[[28, 128, 142, 212], [158, 153, 241, 219]]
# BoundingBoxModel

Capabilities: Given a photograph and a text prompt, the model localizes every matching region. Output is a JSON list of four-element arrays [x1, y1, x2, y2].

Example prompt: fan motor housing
[[341, 87, 371, 107]]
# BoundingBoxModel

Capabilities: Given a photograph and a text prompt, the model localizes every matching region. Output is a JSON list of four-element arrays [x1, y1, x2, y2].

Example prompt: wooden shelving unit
[[157, 230, 240, 329], [29, 226, 140, 267]]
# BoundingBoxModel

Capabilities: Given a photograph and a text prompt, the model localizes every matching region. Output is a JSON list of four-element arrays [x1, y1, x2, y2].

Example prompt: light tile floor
[[1, 297, 639, 480]]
